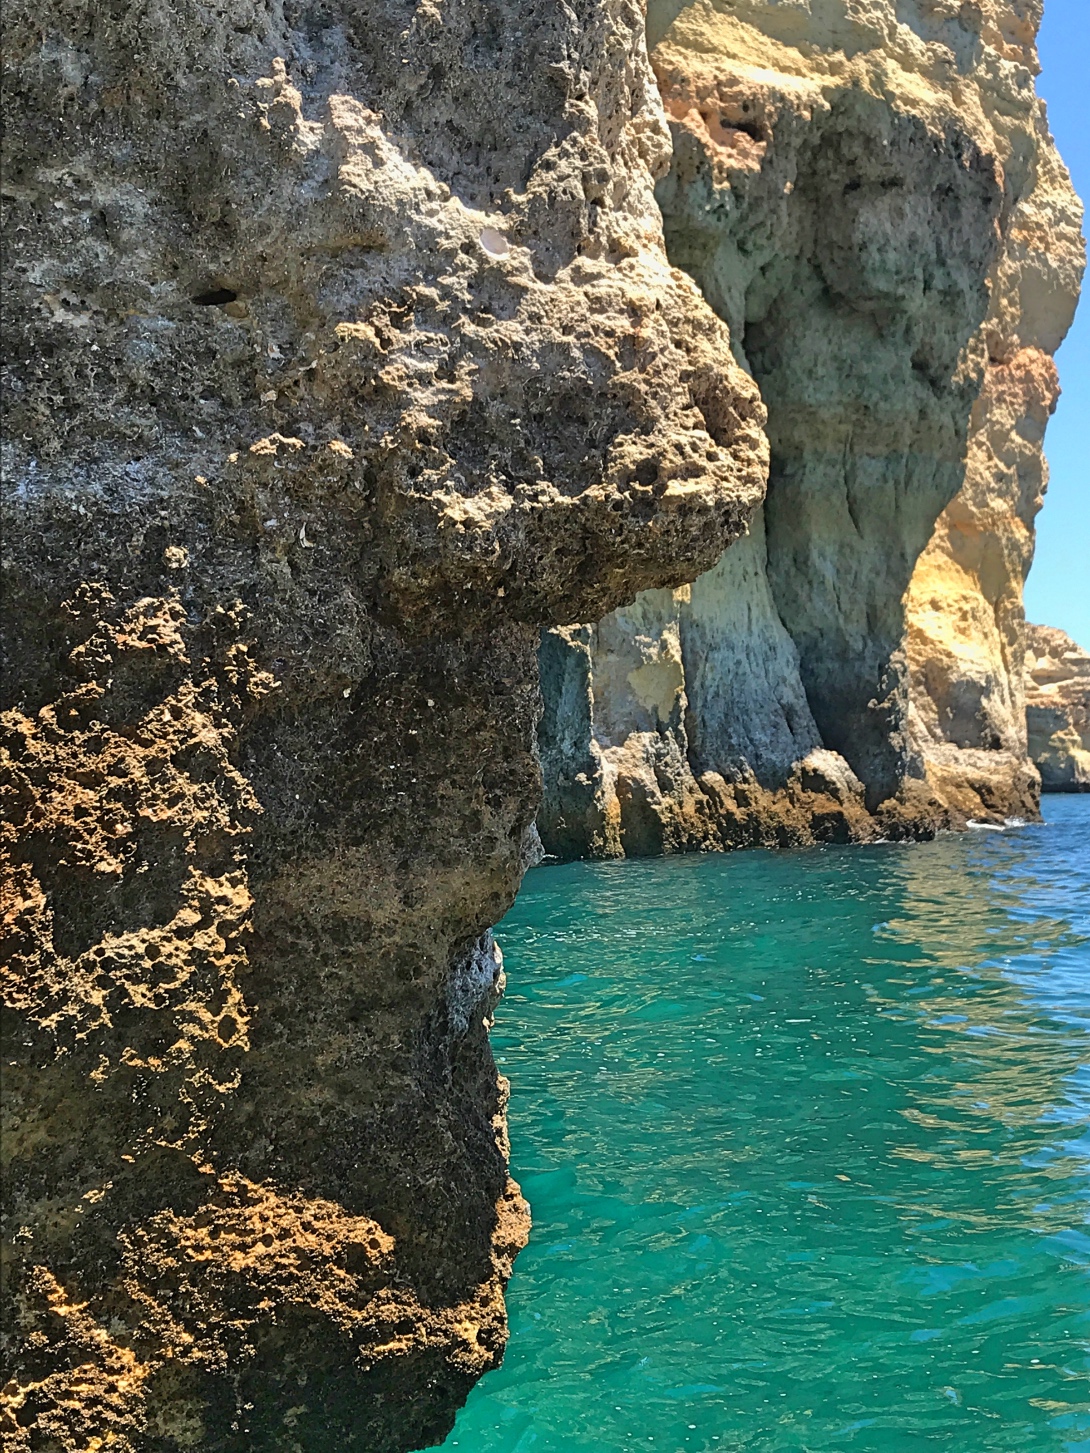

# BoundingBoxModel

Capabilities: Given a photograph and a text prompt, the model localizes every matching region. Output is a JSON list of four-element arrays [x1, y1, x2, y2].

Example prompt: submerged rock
[[1025, 624, 1090, 791], [0, 3, 765, 1448], [539, 0, 1085, 857]]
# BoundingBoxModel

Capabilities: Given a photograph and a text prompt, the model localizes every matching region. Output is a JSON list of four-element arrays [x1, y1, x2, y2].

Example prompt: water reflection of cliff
[[450, 801, 1090, 1450], [874, 815, 1090, 1241]]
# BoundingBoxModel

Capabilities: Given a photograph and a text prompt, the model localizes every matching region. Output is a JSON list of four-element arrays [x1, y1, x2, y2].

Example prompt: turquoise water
[[440, 798, 1090, 1453]]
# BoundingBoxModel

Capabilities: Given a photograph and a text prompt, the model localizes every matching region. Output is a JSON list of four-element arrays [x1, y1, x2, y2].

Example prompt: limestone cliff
[[539, 0, 1084, 857], [0, 4, 767, 1448], [1025, 624, 1090, 790]]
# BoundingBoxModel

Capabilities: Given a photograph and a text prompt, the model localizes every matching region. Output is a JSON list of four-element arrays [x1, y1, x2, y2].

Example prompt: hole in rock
[[345, 1244, 375, 1275], [190, 287, 239, 306], [722, 118, 765, 142], [630, 458, 659, 487]]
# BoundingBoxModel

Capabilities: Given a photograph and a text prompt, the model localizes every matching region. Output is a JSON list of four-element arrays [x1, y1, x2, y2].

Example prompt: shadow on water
[[435, 798, 1090, 1453]]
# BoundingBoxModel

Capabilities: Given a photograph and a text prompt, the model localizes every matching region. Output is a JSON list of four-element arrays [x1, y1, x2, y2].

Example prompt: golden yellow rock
[[541, 0, 1085, 856], [1024, 624, 1090, 791]]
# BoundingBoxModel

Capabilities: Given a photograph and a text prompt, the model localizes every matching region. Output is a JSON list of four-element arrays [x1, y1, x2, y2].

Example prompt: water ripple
[[438, 798, 1090, 1453]]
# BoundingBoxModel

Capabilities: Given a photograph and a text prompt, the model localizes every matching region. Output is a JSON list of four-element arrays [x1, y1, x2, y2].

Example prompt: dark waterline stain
[[437, 798, 1090, 1453]]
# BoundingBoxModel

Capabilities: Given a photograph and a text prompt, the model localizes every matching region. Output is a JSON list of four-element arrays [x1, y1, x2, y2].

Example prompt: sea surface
[[437, 797, 1090, 1453]]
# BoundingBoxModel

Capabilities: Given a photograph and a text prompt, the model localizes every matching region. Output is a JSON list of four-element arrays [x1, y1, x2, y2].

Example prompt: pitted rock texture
[[0, 3, 767, 1448], [1025, 624, 1090, 791], [539, 0, 1084, 859]]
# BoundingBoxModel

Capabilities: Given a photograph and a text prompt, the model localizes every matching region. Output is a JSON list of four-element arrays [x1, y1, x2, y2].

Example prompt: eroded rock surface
[[1025, 624, 1090, 791], [0, 3, 766, 1447], [540, 0, 1084, 857]]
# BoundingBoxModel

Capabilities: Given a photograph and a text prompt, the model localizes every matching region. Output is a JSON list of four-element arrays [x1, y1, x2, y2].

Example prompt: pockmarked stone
[[0, 2, 766, 1448]]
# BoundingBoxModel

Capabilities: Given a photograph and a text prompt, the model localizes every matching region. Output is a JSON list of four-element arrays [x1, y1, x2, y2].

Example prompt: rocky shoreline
[[538, 0, 1084, 862], [1, 1, 1083, 1448]]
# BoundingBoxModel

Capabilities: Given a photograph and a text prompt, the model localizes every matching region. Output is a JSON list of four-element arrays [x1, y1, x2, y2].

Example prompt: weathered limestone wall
[[0, 4, 767, 1449], [1025, 624, 1090, 790], [539, 0, 1084, 858], [903, 55, 1083, 820]]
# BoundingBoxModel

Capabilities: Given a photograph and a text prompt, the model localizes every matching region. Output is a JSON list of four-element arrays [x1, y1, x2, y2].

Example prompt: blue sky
[[1024, 0, 1089, 648]]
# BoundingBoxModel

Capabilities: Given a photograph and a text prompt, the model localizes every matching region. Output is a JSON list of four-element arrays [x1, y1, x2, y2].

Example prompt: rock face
[[0, 4, 767, 1449], [539, 0, 1084, 858], [1025, 624, 1090, 790]]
